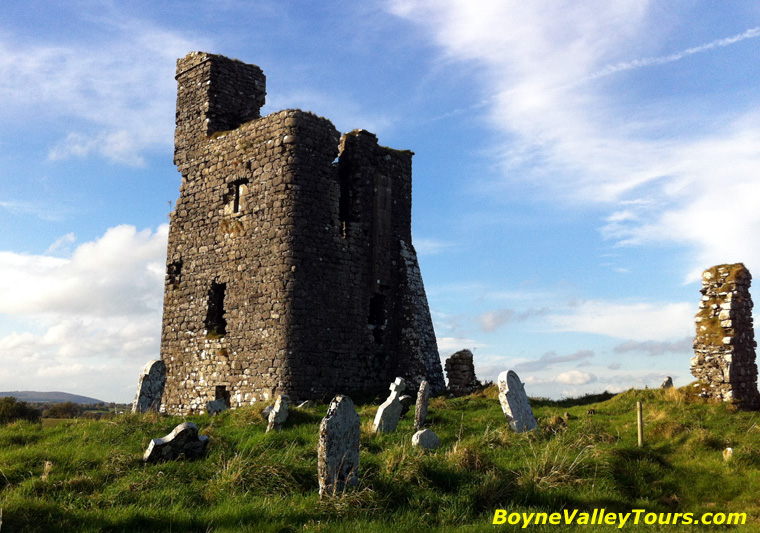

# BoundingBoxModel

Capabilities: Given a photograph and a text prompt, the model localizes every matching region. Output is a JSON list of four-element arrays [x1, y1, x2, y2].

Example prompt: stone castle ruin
[[159, 52, 445, 414], [691, 263, 760, 409]]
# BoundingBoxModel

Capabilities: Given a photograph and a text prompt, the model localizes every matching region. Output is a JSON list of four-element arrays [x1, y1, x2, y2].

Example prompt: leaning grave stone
[[143, 422, 209, 462], [411, 428, 440, 449], [132, 360, 166, 413], [206, 398, 227, 415], [372, 377, 406, 434], [266, 394, 291, 433], [318, 395, 361, 497], [497, 370, 538, 433], [445, 349, 482, 396], [399, 395, 414, 418], [414, 379, 430, 431]]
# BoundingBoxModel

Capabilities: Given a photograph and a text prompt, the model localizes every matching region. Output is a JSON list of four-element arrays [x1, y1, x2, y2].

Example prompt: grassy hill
[[0, 385, 758, 532], [0, 391, 106, 405]]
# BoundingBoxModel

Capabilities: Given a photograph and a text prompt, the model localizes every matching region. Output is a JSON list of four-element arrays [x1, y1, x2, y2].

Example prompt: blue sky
[[2, 1, 760, 402]]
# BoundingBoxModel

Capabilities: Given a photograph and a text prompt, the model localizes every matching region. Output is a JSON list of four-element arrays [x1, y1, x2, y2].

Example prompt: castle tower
[[160, 52, 445, 414]]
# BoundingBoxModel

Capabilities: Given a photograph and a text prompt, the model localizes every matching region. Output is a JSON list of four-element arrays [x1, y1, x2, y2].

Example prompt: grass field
[[1, 384, 759, 532]]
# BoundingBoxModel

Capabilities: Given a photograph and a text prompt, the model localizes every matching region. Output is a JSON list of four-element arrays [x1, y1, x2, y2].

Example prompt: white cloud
[[436, 336, 488, 354], [545, 300, 693, 341], [413, 238, 454, 256], [0, 225, 167, 316], [46, 233, 77, 255], [479, 309, 514, 332], [555, 370, 597, 386], [0, 225, 167, 401]]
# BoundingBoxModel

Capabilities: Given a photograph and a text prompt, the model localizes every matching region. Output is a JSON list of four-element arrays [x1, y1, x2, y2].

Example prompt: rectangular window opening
[[368, 292, 386, 345], [167, 260, 182, 287], [338, 160, 351, 238], [205, 281, 227, 337], [215, 385, 231, 408]]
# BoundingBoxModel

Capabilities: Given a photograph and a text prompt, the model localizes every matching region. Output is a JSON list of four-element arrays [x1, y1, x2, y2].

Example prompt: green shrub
[[0, 396, 41, 424]]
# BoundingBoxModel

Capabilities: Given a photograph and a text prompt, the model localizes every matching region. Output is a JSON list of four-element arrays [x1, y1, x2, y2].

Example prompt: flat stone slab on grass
[[143, 422, 209, 462], [497, 370, 537, 433], [318, 395, 360, 496]]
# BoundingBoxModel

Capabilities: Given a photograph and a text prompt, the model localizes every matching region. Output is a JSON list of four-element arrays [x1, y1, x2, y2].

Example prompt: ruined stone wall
[[691, 263, 760, 409], [160, 52, 444, 414]]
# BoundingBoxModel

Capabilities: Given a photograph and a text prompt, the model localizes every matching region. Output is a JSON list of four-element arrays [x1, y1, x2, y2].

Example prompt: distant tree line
[[0, 397, 132, 424]]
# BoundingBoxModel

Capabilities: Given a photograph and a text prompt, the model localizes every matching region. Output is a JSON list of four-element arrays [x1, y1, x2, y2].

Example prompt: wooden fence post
[[637, 401, 644, 448]]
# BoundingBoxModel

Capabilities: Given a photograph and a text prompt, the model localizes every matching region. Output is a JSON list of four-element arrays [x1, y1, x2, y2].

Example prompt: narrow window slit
[[205, 281, 227, 337]]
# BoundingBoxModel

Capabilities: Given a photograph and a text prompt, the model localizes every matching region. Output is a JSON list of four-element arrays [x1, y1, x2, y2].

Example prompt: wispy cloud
[[545, 300, 693, 342], [388, 2, 760, 279], [614, 337, 693, 357], [0, 14, 210, 165], [514, 349, 594, 372], [585, 27, 760, 82]]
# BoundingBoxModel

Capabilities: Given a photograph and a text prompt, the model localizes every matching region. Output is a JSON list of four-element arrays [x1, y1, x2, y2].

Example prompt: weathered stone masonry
[[691, 263, 760, 409], [160, 52, 445, 414]]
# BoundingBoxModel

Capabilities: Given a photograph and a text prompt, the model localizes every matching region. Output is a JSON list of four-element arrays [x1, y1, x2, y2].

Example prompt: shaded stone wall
[[691, 263, 760, 409], [160, 52, 444, 414]]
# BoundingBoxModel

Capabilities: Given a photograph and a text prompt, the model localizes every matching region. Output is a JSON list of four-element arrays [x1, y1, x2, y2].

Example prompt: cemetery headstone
[[143, 422, 209, 462], [414, 380, 430, 431], [132, 360, 166, 413], [497, 370, 537, 432], [266, 394, 291, 432], [318, 395, 360, 496], [372, 377, 406, 434]]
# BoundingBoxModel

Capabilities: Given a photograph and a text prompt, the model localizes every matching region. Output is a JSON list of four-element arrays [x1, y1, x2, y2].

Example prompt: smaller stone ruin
[[132, 360, 166, 413], [444, 349, 481, 395], [691, 263, 760, 409]]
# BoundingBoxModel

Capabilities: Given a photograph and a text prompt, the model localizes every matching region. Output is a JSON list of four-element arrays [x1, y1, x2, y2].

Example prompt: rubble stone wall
[[691, 263, 760, 409], [160, 52, 444, 414]]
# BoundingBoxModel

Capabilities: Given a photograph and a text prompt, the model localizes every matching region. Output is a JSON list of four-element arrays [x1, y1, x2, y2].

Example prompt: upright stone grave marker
[[497, 370, 537, 433], [318, 395, 360, 496], [414, 379, 430, 431], [132, 360, 166, 413], [206, 398, 227, 415], [266, 394, 291, 433], [372, 377, 406, 434]]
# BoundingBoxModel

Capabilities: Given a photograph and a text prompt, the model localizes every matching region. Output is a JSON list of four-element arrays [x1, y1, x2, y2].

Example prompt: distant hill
[[0, 391, 107, 405]]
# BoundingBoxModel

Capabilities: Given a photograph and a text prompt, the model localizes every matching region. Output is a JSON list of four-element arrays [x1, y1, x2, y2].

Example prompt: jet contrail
[[586, 26, 760, 82]]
